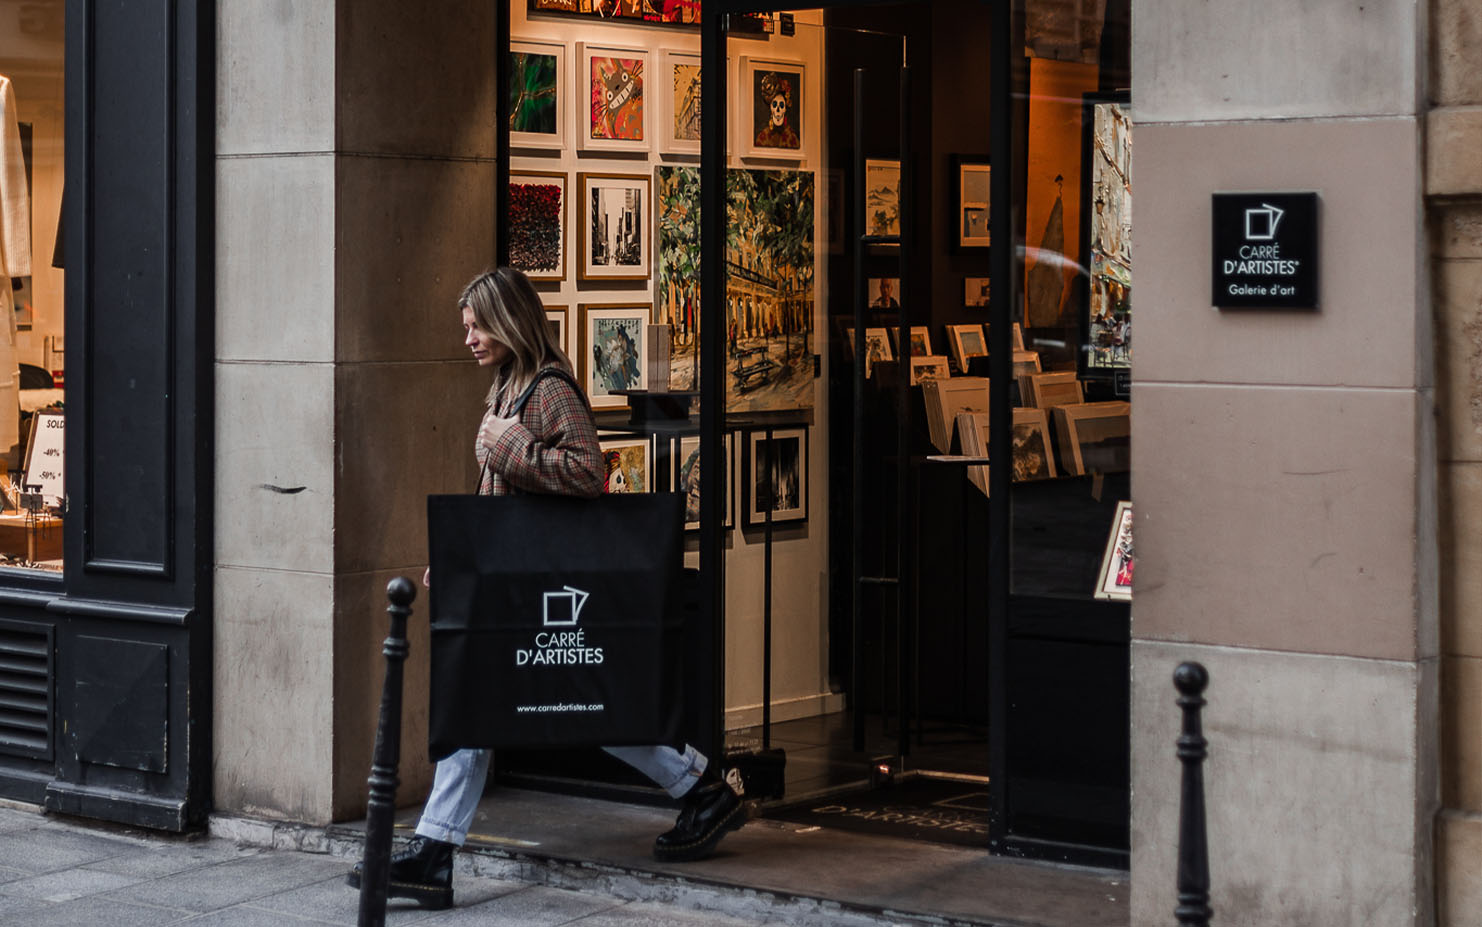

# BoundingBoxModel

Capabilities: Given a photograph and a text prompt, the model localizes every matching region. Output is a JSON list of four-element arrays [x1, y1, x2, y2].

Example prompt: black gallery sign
[[1211, 192, 1319, 309]]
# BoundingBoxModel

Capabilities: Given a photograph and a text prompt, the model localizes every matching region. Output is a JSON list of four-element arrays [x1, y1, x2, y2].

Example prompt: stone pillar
[[1429, 0, 1482, 922], [1129, 3, 1436, 925], [214, 0, 495, 824]]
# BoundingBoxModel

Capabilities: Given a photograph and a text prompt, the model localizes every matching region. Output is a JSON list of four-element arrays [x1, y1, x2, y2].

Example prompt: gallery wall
[[509, 4, 838, 730]]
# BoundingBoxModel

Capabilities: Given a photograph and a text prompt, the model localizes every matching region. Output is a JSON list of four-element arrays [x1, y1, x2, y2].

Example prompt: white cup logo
[[542, 586, 590, 627], [1244, 203, 1285, 241]]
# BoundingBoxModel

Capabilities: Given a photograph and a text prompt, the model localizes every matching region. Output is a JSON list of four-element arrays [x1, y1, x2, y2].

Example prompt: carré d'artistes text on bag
[[426, 490, 686, 757]]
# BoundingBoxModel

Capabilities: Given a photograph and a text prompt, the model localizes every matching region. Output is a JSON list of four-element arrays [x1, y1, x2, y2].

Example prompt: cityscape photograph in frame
[[580, 303, 651, 409], [958, 159, 991, 248], [508, 39, 567, 150], [659, 49, 702, 155], [508, 170, 567, 281], [578, 43, 650, 152], [578, 172, 651, 281], [744, 426, 808, 528]]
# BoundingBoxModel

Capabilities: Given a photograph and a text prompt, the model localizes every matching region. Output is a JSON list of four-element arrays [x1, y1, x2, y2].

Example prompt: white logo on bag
[[542, 586, 590, 627]]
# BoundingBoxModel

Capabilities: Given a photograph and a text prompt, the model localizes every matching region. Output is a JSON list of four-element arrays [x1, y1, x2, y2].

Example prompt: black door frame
[[0, 0, 215, 831]]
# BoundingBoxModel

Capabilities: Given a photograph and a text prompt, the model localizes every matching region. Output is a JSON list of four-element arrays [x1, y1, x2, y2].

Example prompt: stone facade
[[1431, 0, 1482, 921]]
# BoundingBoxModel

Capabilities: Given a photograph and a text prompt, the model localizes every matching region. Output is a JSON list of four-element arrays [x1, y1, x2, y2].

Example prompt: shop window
[[0, 6, 66, 573]]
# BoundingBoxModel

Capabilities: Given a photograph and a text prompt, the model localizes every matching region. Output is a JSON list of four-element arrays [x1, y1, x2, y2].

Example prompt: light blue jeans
[[415, 745, 708, 846]]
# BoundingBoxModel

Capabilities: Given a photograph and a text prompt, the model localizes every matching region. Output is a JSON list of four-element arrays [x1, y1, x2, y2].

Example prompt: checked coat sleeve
[[477, 369, 606, 498]]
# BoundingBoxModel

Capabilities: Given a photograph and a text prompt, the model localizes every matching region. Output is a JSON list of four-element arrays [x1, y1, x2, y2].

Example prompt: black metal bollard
[[358, 577, 417, 927], [1174, 662, 1211, 926]]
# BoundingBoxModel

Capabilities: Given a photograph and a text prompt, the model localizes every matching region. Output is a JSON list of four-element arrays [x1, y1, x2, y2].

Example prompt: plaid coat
[[477, 368, 605, 498]]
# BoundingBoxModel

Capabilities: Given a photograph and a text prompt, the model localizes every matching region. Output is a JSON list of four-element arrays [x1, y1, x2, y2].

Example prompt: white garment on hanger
[[0, 75, 33, 457]]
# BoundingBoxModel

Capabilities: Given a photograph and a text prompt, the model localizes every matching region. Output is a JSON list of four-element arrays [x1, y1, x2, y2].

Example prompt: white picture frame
[[598, 435, 653, 494], [675, 432, 734, 531], [658, 49, 702, 156], [1095, 500, 1134, 601], [744, 426, 808, 527], [508, 170, 567, 282], [578, 172, 651, 282], [508, 38, 567, 151], [738, 56, 805, 161], [580, 303, 651, 410], [577, 42, 652, 153]]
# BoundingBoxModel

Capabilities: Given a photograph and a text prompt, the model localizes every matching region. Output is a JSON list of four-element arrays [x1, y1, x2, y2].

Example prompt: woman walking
[[348, 268, 743, 910]]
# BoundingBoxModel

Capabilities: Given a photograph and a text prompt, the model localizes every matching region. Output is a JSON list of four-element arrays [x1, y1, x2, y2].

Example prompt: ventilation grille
[[0, 624, 52, 761]]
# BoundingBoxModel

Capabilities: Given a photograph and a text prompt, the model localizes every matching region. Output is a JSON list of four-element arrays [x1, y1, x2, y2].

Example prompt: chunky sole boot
[[346, 836, 455, 910], [653, 780, 746, 862]]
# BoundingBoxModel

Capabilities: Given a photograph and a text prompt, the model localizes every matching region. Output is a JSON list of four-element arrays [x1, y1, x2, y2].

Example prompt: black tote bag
[[426, 491, 686, 758]]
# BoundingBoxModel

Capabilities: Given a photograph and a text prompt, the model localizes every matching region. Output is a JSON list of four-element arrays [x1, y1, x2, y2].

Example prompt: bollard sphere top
[[386, 576, 418, 606], [1173, 661, 1208, 695]]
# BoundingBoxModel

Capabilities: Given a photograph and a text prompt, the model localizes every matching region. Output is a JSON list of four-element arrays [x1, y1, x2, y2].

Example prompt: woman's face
[[462, 305, 511, 367]]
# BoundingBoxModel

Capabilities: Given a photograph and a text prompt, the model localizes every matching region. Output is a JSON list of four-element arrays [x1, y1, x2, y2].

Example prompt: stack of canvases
[[504, 2, 814, 532]]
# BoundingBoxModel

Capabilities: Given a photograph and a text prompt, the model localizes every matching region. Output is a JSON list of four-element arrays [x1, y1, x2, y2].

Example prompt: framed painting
[[921, 376, 989, 453], [578, 172, 651, 282], [655, 165, 701, 390], [866, 277, 900, 311], [1095, 500, 1134, 601], [907, 326, 932, 357], [577, 43, 650, 152], [739, 57, 804, 160], [965, 276, 991, 307], [675, 432, 733, 531], [957, 157, 991, 248], [529, 0, 700, 27], [658, 49, 702, 156], [743, 426, 808, 528], [508, 171, 567, 281], [508, 39, 567, 150], [863, 159, 901, 239], [909, 355, 950, 386], [843, 326, 894, 378], [1011, 407, 1056, 482], [580, 303, 651, 409], [598, 435, 652, 494], [543, 304, 569, 360], [946, 323, 987, 373]]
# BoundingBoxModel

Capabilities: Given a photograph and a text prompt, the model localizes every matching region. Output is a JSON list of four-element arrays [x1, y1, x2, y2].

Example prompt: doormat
[[764, 777, 990, 849]]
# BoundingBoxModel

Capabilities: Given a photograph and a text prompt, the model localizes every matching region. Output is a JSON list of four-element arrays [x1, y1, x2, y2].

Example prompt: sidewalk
[[0, 803, 783, 927]]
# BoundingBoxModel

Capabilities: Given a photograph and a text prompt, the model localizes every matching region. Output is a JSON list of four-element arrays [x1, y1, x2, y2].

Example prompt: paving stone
[[415, 885, 623, 926], [83, 839, 254, 879], [0, 895, 194, 926], [0, 894, 44, 921], [165, 906, 330, 925], [0, 810, 41, 835], [0, 827, 139, 873], [101, 850, 348, 913], [0, 866, 144, 902], [0, 867, 25, 885], [250, 869, 526, 926], [559, 900, 761, 927]]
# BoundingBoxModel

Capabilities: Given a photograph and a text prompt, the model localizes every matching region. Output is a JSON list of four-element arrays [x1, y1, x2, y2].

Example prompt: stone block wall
[[1430, 0, 1482, 921]]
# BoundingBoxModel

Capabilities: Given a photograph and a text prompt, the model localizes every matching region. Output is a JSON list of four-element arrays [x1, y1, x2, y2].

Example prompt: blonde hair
[[458, 267, 573, 408]]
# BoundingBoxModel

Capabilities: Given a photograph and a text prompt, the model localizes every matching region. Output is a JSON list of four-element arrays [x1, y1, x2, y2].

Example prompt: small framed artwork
[[1094, 500, 1134, 601], [909, 355, 950, 386], [543, 304, 570, 359], [863, 159, 901, 239], [851, 326, 894, 378], [866, 277, 901, 310], [740, 56, 805, 160], [580, 303, 651, 409], [508, 39, 567, 150], [890, 325, 931, 357], [599, 435, 652, 494], [508, 171, 567, 281], [578, 43, 650, 152], [920, 376, 990, 453], [965, 276, 990, 307], [1010, 407, 1056, 482], [957, 157, 991, 248], [743, 426, 808, 527], [674, 433, 734, 531], [658, 49, 702, 155], [1024, 370, 1083, 409], [946, 323, 987, 372], [578, 172, 651, 282]]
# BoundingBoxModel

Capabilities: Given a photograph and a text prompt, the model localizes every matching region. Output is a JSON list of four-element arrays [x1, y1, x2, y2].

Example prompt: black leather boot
[[653, 778, 745, 862], [345, 835, 455, 909]]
